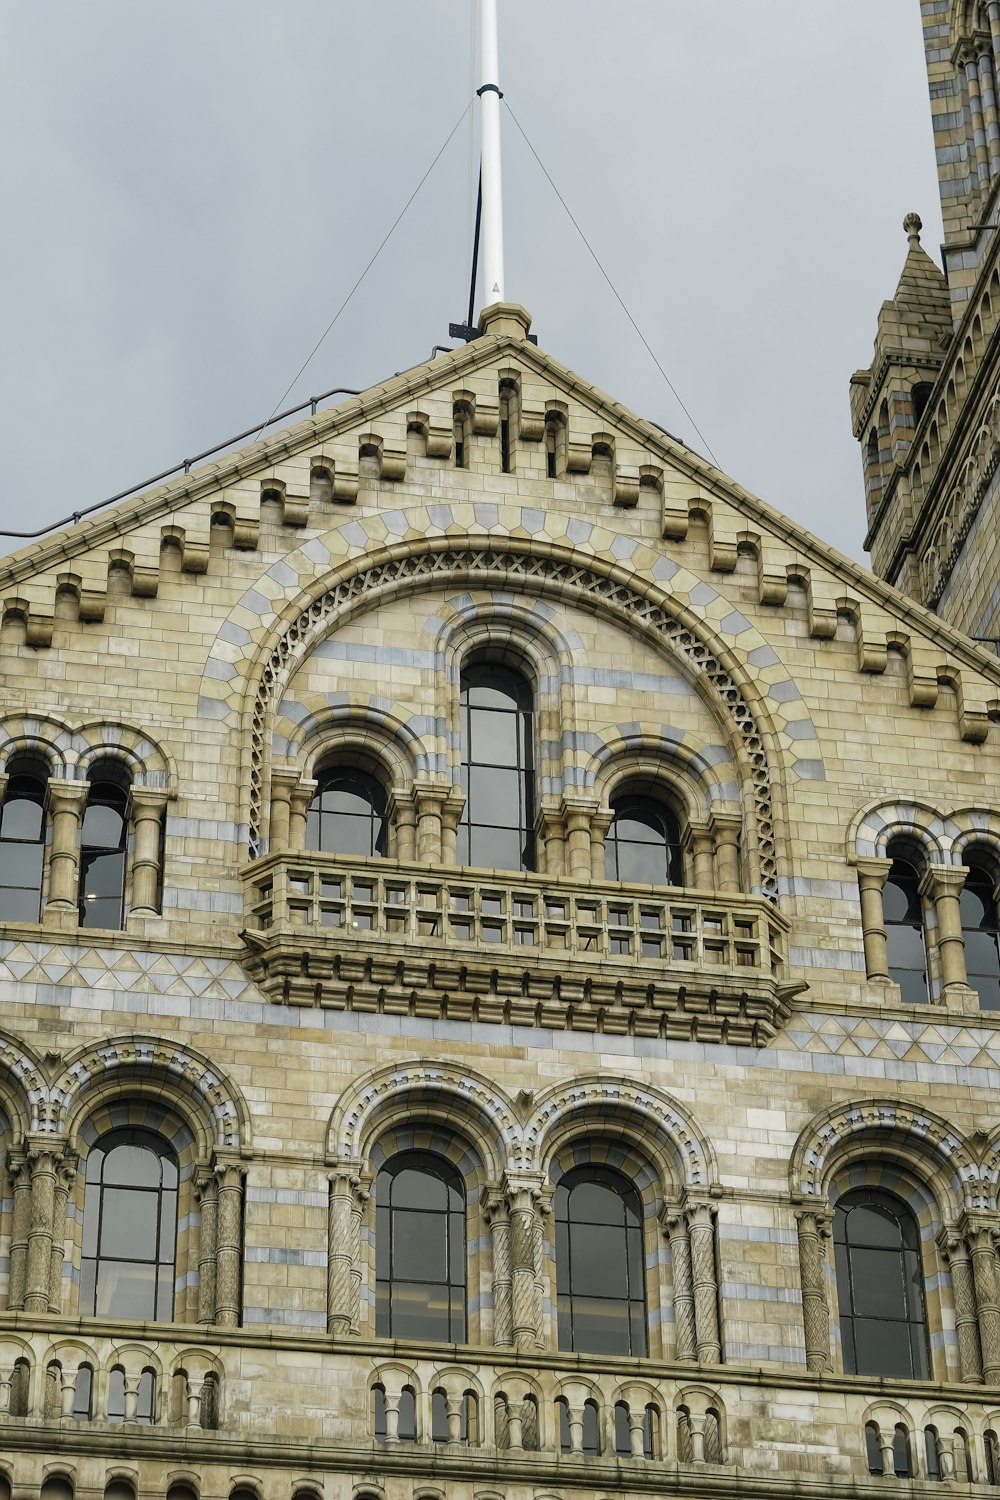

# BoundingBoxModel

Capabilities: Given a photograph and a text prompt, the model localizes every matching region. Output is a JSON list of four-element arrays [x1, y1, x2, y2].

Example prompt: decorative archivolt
[[587, 732, 738, 821], [243, 541, 784, 898], [0, 712, 176, 792], [921, 380, 1000, 606], [271, 699, 430, 786], [850, 797, 1000, 866], [790, 1097, 986, 1216]]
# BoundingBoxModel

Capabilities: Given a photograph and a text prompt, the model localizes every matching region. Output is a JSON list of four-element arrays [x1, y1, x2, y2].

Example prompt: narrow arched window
[[554, 1165, 647, 1356], [961, 856, 1000, 1010], [604, 792, 682, 885], [458, 663, 535, 871], [883, 841, 928, 1003], [833, 1187, 929, 1379], [79, 763, 128, 930], [81, 1128, 178, 1322], [375, 1151, 466, 1342], [912, 382, 933, 424], [0, 758, 47, 922], [306, 766, 387, 857]]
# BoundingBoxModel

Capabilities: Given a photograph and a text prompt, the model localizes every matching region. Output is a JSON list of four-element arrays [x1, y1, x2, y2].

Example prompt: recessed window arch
[[306, 763, 388, 858], [960, 849, 1000, 1010], [554, 1164, 647, 1357], [0, 752, 48, 922], [604, 787, 683, 886], [78, 758, 129, 930], [81, 1127, 178, 1322], [883, 838, 929, 1003], [375, 1150, 466, 1342], [458, 660, 535, 872], [833, 1186, 930, 1379]]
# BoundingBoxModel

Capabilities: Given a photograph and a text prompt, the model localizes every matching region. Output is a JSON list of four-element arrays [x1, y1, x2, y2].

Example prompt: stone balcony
[[240, 853, 799, 1044]]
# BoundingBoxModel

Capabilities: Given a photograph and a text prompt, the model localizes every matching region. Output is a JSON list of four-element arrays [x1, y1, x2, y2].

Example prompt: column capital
[[559, 790, 600, 821], [128, 785, 169, 817], [795, 1205, 833, 1238], [919, 862, 970, 900], [855, 854, 893, 887], [271, 765, 304, 795], [708, 809, 742, 839], [44, 776, 88, 812]]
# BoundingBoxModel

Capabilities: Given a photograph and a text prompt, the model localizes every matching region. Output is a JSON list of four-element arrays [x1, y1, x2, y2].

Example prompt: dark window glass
[[375, 1151, 466, 1342], [306, 768, 387, 858], [459, 664, 535, 872], [72, 1364, 93, 1420], [884, 846, 928, 1003], [79, 779, 127, 930], [554, 1165, 647, 1356], [961, 863, 1000, 1010], [81, 1128, 178, 1322], [604, 794, 682, 886], [397, 1386, 416, 1441], [0, 771, 46, 923], [833, 1188, 929, 1379]]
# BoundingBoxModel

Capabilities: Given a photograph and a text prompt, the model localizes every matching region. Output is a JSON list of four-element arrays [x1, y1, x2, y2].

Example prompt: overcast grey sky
[[0, 1, 941, 564]]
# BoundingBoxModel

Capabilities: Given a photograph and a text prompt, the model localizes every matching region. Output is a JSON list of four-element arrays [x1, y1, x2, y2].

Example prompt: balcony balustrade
[[241, 852, 799, 1043]]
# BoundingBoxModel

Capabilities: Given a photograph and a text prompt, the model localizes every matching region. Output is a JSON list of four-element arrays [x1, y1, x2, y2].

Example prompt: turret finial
[[904, 212, 923, 246]]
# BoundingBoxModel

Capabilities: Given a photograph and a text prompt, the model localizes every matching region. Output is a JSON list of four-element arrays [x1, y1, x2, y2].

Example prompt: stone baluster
[[709, 812, 742, 893], [214, 1161, 245, 1328], [287, 779, 317, 853], [506, 1396, 523, 1450], [25, 1145, 62, 1312], [0, 1371, 11, 1413], [662, 1206, 697, 1362], [939, 1228, 983, 1382], [383, 1391, 401, 1442], [59, 1368, 76, 1418], [7, 1153, 31, 1310], [684, 821, 717, 891], [486, 1192, 514, 1346], [921, 864, 973, 1005], [687, 1201, 722, 1364], [965, 1216, 1000, 1382], [43, 779, 88, 927], [856, 856, 893, 981], [689, 1412, 707, 1464], [795, 1207, 832, 1373], [940, 1434, 958, 1480], [446, 1393, 463, 1443], [128, 787, 168, 917], [567, 1403, 585, 1454], [879, 1427, 896, 1477], [629, 1406, 647, 1458], [196, 1169, 219, 1325], [504, 1171, 544, 1352], [47, 1156, 76, 1312], [327, 1164, 366, 1336], [186, 1376, 204, 1428]]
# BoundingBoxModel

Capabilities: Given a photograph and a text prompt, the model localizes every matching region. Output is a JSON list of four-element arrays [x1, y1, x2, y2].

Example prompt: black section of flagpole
[[467, 168, 484, 331]]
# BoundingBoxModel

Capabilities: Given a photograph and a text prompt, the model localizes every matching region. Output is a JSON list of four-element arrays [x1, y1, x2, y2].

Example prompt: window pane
[[468, 766, 521, 824], [0, 795, 43, 841], [615, 840, 670, 884], [894, 965, 929, 1005], [81, 802, 124, 849], [391, 1166, 450, 1211], [615, 813, 664, 844], [100, 1187, 159, 1259], [391, 1207, 449, 1282], [569, 1174, 628, 1224], [569, 1221, 630, 1297], [80, 850, 124, 899], [103, 1141, 163, 1187], [470, 708, 520, 766], [0, 842, 43, 886], [852, 1318, 918, 1378], [844, 1201, 907, 1249], [468, 825, 523, 871], [391, 1281, 452, 1341], [0, 884, 42, 922], [849, 1246, 907, 1317], [965, 929, 1000, 968], [883, 875, 919, 922], [973, 975, 1000, 1009], [886, 924, 925, 968], [96, 1260, 158, 1320], [570, 1296, 634, 1355]]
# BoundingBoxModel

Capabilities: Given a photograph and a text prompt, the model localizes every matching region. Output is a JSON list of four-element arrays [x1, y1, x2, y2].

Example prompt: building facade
[[7, 12, 1000, 1497]]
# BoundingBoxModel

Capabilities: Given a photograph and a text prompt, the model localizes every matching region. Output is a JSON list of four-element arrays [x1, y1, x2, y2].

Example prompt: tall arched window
[[554, 1165, 647, 1357], [81, 1128, 178, 1322], [0, 757, 47, 922], [78, 763, 128, 930], [883, 840, 928, 1003], [307, 766, 387, 857], [458, 663, 535, 871], [604, 792, 682, 885], [960, 854, 1000, 1010], [833, 1187, 929, 1379], [375, 1151, 466, 1342]]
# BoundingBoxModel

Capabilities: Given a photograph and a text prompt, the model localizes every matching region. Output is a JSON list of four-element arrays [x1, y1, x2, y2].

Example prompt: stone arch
[[0, 1028, 44, 1139], [849, 798, 961, 864], [588, 732, 737, 816], [54, 1034, 251, 1154], [230, 534, 791, 898], [523, 1075, 717, 1191], [790, 1097, 981, 1217], [272, 701, 430, 786], [0, 712, 75, 777], [70, 721, 176, 794], [327, 1061, 519, 1180], [951, 808, 1000, 865]]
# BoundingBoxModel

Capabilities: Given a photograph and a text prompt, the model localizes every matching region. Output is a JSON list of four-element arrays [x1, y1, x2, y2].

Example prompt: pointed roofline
[[4, 326, 1000, 687]]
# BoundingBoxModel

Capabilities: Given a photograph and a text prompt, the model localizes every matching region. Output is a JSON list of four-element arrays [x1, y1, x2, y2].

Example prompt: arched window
[[961, 855, 1000, 1010], [78, 762, 128, 930], [375, 1151, 466, 1342], [0, 757, 47, 922], [604, 792, 682, 885], [458, 663, 535, 871], [883, 840, 928, 1003], [81, 1128, 178, 1322], [306, 766, 387, 857], [912, 382, 933, 424], [833, 1187, 930, 1379], [554, 1165, 647, 1356]]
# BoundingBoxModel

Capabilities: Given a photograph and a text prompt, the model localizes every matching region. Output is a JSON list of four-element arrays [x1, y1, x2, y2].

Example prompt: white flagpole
[[479, 0, 505, 306]]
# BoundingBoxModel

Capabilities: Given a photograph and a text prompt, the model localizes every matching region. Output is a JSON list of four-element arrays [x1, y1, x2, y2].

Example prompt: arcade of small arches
[[2, 1046, 1000, 1391]]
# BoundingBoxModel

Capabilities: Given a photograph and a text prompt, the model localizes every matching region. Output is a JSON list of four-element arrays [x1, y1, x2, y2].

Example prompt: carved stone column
[[504, 1171, 544, 1352], [43, 778, 88, 927], [978, 43, 1000, 175], [268, 768, 300, 855], [856, 856, 893, 982], [24, 1145, 62, 1312], [196, 1169, 219, 1325], [388, 789, 417, 862], [921, 864, 972, 1002], [439, 789, 466, 866], [938, 1227, 983, 1382], [537, 807, 566, 878], [561, 795, 598, 881], [128, 787, 168, 918], [963, 43, 991, 186], [486, 1192, 513, 1347], [288, 779, 317, 853], [587, 810, 614, 882], [795, 1207, 832, 1372], [709, 812, 742, 894], [684, 821, 716, 891], [47, 1156, 76, 1312], [7, 1153, 31, 1310], [413, 784, 453, 864], [965, 1216, 1000, 1382], [687, 1201, 721, 1364], [327, 1164, 366, 1337], [662, 1206, 697, 1362], [214, 1161, 245, 1328]]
